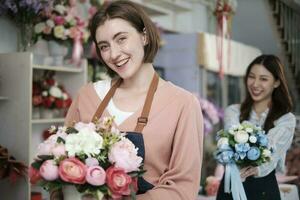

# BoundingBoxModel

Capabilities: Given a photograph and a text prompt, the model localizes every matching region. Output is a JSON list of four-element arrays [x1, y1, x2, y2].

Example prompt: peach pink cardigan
[[65, 81, 204, 200]]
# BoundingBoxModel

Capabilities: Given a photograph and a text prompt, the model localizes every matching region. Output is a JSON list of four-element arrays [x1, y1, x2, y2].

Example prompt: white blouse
[[93, 79, 134, 126], [224, 104, 296, 177]]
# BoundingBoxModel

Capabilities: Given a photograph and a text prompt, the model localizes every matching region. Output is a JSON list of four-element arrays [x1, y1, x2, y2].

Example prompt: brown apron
[[92, 73, 159, 194]]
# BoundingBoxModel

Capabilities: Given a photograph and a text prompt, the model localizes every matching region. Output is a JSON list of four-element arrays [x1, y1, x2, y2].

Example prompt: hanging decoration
[[214, 0, 237, 78]]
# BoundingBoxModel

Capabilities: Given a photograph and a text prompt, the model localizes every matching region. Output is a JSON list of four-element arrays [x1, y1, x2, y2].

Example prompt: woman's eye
[[99, 45, 109, 51], [118, 37, 126, 43]]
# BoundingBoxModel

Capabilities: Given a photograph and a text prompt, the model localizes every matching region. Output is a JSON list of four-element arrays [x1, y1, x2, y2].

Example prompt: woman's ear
[[274, 80, 280, 88], [142, 28, 148, 45]]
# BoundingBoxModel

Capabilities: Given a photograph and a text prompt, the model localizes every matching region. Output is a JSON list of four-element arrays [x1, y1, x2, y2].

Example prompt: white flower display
[[49, 86, 63, 98], [245, 127, 253, 133], [217, 137, 229, 147], [65, 127, 103, 157], [234, 130, 249, 143], [109, 138, 143, 173]]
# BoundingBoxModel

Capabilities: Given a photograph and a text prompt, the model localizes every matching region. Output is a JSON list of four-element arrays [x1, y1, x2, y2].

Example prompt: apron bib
[[92, 73, 159, 194]]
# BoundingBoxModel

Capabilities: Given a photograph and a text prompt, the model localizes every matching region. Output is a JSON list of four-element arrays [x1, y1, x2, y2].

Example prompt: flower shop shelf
[[33, 64, 84, 73], [31, 118, 65, 124], [0, 52, 88, 200]]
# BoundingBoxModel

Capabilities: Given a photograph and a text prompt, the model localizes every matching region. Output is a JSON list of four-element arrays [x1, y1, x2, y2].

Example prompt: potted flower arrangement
[[33, 1, 90, 66], [32, 80, 44, 119], [38, 72, 72, 119], [0, 0, 50, 51]]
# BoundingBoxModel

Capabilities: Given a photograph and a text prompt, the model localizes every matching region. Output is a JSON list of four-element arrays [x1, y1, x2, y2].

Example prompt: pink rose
[[54, 16, 65, 25], [106, 166, 132, 198], [86, 166, 106, 186], [59, 158, 86, 184], [29, 166, 42, 184], [109, 138, 142, 173], [39, 160, 59, 181]]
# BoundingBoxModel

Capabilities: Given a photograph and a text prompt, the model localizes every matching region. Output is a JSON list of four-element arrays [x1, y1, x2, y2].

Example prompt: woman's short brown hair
[[89, 0, 160, 76]]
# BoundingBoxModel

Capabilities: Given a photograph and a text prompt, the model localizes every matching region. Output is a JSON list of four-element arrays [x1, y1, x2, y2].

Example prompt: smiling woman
[[216, 55, 296, 200], [55, 1, 204, 200]]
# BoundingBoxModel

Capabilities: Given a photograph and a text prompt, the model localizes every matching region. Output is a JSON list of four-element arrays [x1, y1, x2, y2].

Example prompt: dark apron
[[216, 170, 281, 200], [92, 73, 159, 194]]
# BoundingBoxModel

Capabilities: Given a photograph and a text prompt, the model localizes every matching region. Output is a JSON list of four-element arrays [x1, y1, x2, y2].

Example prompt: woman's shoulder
[[274, 112, 296, 127], [162, 81, 199, 104]]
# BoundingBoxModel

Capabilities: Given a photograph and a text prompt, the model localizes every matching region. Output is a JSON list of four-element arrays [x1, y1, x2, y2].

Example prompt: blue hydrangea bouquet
[[214, 121, 273, 200]]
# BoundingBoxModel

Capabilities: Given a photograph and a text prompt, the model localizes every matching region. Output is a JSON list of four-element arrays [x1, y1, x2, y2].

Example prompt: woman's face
[[95, 18, 147, 79], [246, 64, 280, 104]]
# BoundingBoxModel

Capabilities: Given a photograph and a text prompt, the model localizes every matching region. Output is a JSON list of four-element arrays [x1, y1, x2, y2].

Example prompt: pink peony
[[52, 143, 66, 157], [29, 166, 42, 184], [59, 158, 86, 184], [39, 160, 59, 181], [108, 138, 142, 173], [74, 122, 96, 132], [106, 166, 132, 198], [86, 166, 106, 186], [54, 16, 65, 25]]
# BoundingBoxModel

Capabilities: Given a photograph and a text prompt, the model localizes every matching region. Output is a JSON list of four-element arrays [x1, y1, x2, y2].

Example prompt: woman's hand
[[240, 166, 258, 180]]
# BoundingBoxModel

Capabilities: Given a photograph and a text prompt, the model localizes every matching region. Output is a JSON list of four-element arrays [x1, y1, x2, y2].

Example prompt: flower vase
[[32, 107, 40, 119], [48, 41, 68, 66], [40, 108, 54, 119], [18, 23, 34, 52], [53, 108, 64, 118]]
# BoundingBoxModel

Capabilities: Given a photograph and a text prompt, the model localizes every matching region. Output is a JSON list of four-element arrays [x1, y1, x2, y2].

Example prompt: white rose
[[54, 5, 66, 15], [249, 135, 257, 143], [34, 22, 46, 33], [217, 137, 229, 147], [262, 149, 271, 157], [46, 19, 55, 28], [49, 86, 63, 98], [228, 128, 235, 135], [42, 91, 48, 97], [54, 25, 65, 39], [109, 138, 143, 173], [234, 130, 249, 143]]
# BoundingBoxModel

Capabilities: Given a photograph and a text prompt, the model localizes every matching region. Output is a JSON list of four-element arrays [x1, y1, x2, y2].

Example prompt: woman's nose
[[110, 44, 121, 60]]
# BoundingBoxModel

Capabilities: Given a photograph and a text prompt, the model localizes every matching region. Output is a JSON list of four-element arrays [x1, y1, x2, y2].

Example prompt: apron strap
[[92, 72, 159, 133], [92, 78, 122, 122], [134, 73, 159, 132]]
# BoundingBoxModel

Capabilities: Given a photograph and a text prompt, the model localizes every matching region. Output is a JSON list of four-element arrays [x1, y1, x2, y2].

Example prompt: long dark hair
[[240, 55, 293, 132]]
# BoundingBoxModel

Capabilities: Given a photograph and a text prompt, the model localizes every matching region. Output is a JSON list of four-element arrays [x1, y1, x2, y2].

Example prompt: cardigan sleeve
[[137, 95, 204, 200], [64, 92, 80, 126], [256, 113, 296, 177]]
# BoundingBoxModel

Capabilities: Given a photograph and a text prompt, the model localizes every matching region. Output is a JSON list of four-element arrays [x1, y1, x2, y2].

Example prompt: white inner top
[[94, 79, 134, 126]]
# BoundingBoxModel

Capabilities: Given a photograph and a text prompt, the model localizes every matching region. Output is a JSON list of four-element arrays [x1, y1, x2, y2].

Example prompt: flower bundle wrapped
[[214, 121, 273, 200], [30, 117, 144, 199]]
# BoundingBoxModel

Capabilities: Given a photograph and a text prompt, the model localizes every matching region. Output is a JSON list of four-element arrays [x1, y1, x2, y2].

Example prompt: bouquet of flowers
[[214, 121, 273, 200], [29, 117, 144, 199], [215, 121, 272, 167]]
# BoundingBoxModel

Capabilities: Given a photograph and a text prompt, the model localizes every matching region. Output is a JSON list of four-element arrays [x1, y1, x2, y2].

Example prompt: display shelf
[[31, 118, 65, 124], [0, 52, 88, 200], [33, 64, 84, 73]]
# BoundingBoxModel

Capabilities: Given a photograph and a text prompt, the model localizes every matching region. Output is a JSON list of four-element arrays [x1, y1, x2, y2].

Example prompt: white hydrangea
[[65, 127, 103, 157], [234, 130, 249, 143]]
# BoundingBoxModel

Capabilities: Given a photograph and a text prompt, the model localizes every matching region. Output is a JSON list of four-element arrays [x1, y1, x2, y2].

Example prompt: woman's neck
[[253, 100, 271, 117], [119, 63, 156, 93]]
